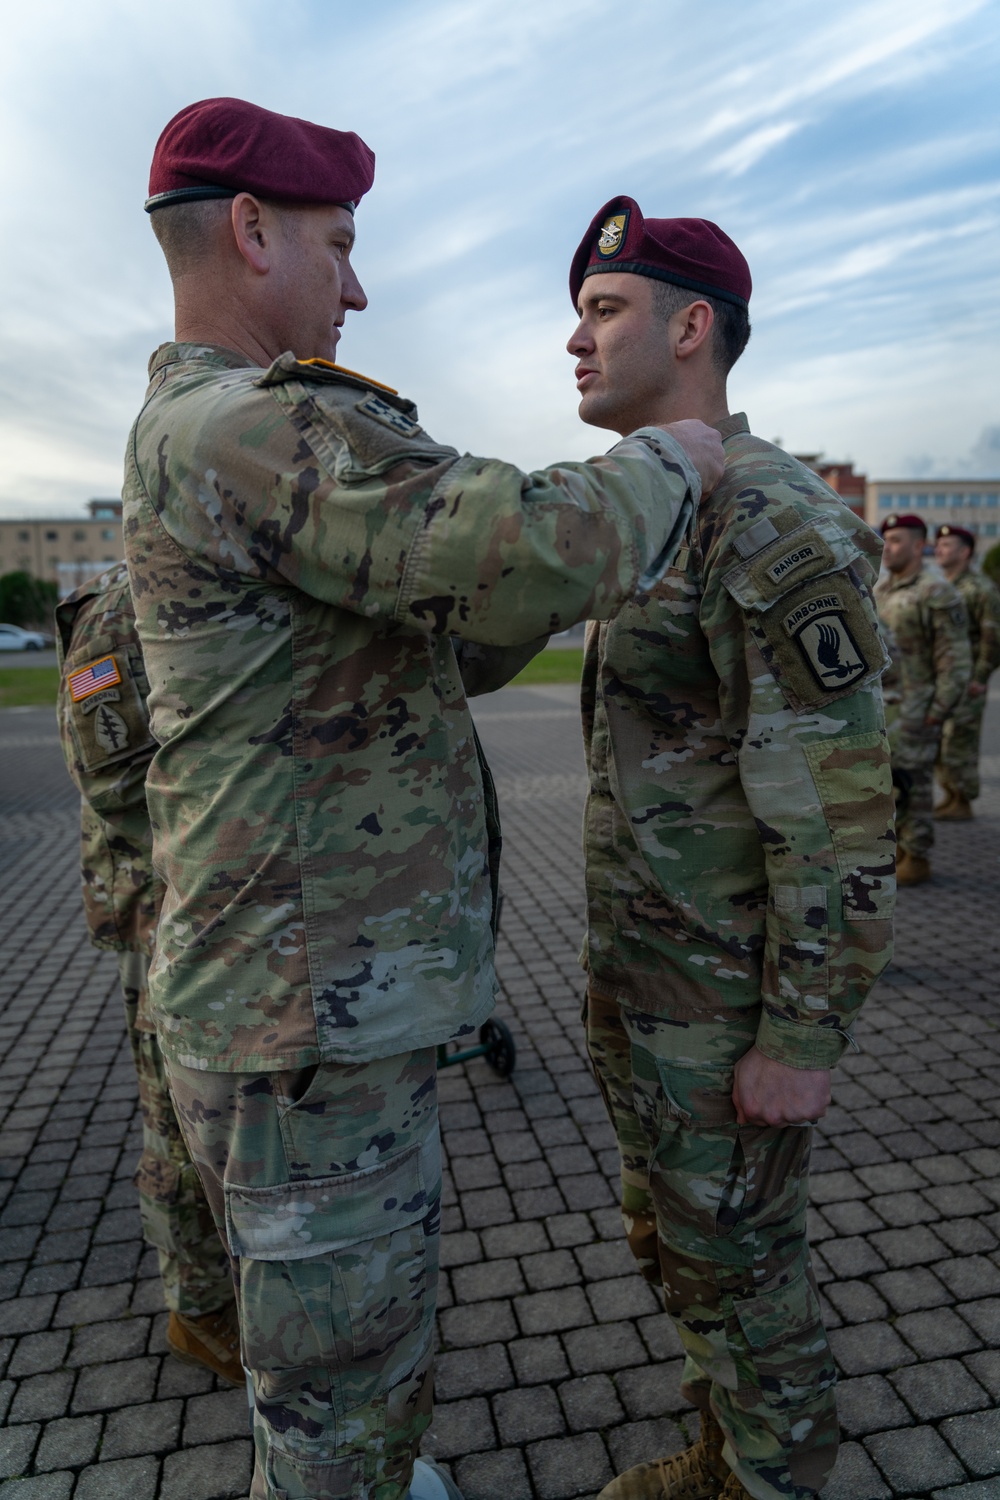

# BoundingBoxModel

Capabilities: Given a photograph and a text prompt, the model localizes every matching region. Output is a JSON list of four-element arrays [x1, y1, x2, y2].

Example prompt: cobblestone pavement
[[0, 687, 998, 1500]]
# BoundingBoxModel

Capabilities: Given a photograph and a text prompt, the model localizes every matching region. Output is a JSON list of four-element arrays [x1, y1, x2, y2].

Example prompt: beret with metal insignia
[[936, 523, 976, 549], [569, 195, 752, 309], [881, 513, 927, 536], [145, 97, 375, 214]]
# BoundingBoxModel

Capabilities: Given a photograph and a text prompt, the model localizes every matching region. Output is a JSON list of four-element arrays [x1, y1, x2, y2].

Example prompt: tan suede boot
[[935, 794, 973, 820], [597, 1410, 728, 1498], [896, 851, 931, 886], [167, 1302, 244, 1386], [717, 1476, 754, 1498]]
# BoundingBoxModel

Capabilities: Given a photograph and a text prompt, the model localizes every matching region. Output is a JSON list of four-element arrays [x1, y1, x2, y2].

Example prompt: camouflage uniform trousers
[[586, 988, 837, 1500], [167, 1047, 441, 1500], [937, 686, 988, 802], [118, 952, 233, 1317], [888, 719, 941, 858]]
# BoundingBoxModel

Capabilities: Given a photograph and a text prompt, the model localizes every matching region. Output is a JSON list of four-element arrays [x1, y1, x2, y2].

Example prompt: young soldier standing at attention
[[932, 522, 1000, 820], [567, 198, 895, 1500]]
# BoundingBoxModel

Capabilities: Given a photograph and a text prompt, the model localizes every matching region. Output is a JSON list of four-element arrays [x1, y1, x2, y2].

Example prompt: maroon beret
[[146, 97, 375, 214], [881, 513, 927, 536], [569, 195, 751, 309], [936, 523, 976, 549]]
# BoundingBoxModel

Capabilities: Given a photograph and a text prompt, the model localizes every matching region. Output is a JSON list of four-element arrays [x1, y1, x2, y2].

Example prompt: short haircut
[[149, 196, 301, 278], [650, 278, 751, 375], [149, 198, 233, 278]]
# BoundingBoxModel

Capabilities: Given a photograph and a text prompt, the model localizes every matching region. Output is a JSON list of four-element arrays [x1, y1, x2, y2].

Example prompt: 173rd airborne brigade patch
[[596, 211, 629, 260]]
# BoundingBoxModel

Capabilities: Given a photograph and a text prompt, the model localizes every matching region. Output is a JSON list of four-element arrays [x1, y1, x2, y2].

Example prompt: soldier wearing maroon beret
[[127, 102, 726, 1500], [932, 525, 1000, 819], [569, 198, 895, 1500]]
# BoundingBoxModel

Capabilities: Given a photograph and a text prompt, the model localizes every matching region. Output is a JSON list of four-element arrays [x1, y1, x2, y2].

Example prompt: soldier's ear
[[231, 194, 270, 275], [673, 300, 714, 362]]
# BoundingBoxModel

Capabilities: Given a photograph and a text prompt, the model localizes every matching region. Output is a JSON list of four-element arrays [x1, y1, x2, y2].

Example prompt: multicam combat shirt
[[874, 566, 970, 729], [583, 415, 895, 1070], [55, 563, 161, 972], [123, 344, 700, 1072]]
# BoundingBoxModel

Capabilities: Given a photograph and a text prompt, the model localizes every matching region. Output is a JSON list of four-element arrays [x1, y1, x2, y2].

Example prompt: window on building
[[987, 494, 999, 508], [951, 494, 964, 508], [103, 556, 116, 564], [17, 530, 29, 541], [968, 494, 981, 508], [914, 495, 928, 509], [101, 528, 115, 540], [45, 529, 58, 540], [879, 496, 893, 510], [933, 494, 946, 509], [986, 523, 998, 537]]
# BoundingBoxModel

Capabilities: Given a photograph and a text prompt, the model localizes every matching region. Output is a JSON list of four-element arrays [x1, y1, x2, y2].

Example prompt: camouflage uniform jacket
[[583, 415, 895, 1071], [124, 343, 701, 1072], [874, 566, 971, 725], [55, 563, 162, 981], [953, 567, 1000, 685]]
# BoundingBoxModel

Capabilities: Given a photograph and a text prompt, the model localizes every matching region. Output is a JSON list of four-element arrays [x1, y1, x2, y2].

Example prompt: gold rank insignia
[[596, 211, 629, 259]]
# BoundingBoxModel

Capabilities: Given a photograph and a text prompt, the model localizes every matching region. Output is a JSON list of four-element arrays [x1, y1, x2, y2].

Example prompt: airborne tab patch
[[356, 393, 421, 438], [68, 654, 122, 703]]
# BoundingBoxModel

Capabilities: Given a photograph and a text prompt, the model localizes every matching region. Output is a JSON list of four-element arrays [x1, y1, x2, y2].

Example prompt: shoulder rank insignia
[[68, 654, 121, 703], [356, 393, 421, 438]]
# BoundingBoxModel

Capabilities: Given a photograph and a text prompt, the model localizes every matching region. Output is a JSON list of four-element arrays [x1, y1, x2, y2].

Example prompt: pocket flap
[[225, 1134, 435, 1261], [723, 518, 861, 612]]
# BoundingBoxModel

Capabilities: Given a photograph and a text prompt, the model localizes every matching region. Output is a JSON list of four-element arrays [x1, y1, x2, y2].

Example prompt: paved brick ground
[[0, 687, 997, 1499]]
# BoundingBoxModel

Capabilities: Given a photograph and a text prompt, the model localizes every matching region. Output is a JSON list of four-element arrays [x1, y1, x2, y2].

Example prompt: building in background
[[0, 500, 124, 596], [865, 480, 1000, 541], [794, 454, 867, 518]]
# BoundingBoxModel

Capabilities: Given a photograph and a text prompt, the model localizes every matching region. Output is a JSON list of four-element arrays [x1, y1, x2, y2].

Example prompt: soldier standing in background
[[875, 514, 971, 885], [128, 99, 724, 1500], [567, 199, 895, 1500], [55, 564, 239, 1384], [933, 523, 1000, 820]]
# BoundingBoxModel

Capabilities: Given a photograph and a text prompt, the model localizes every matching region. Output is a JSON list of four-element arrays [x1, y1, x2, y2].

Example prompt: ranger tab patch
[[356, 393, 421, 437], [783, 593, 867, 691], [596, 211, 629, 259], [68, 654, 122, 703]]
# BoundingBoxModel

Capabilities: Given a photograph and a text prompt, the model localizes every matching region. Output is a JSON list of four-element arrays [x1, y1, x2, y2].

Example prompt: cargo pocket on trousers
[[225, 1129, 440, 1412], [732, 1267, 835, 1411], [265, 1445, 365, 1500], [631, 1049, 746, 1247]]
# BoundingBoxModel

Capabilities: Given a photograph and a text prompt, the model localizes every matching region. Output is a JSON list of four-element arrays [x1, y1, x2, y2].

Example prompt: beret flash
[[936, 524, 976, 550], [570, 195, 751, 309], [146, 97, 375, 214], [881, 513, 927, 536]]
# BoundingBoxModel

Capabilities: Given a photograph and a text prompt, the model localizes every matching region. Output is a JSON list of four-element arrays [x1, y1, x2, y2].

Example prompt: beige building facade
[[866, 479, 1000, 544], [0, 500, 125, 597]]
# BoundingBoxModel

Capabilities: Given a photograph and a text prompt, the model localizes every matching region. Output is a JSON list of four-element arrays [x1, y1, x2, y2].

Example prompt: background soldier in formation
[[128, 99, 724, 1500], [567, 199, 895, 1500], [54, 564, 239, 1385], [875, 514, 971, 885], [933, 523, 1000, 820]]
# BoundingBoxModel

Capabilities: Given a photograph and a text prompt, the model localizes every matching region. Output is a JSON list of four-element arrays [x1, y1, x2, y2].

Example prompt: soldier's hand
[[654, 419, 726, 496], [732, 1045, 831, 1127]]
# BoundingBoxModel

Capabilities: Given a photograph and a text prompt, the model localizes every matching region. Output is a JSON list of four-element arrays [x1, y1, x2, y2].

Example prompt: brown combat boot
[[935, 793, 973, 820], [717, 1477, 754, 1498], [597, 1410, 727, 1498], [896, 851, 932, 886], [167, 1302, 243, 1386]]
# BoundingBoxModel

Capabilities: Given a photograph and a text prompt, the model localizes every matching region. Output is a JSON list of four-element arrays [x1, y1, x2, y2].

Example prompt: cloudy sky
[[1, 0, 998, 517]]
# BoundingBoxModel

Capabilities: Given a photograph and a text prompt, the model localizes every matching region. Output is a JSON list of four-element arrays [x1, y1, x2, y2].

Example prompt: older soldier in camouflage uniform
[[55, 564, 238, 1383], [875, 514, 971, 885], [129, 101, 725, 1500], [565, 199, 895, 1500], [933, 523, 1000, 819]]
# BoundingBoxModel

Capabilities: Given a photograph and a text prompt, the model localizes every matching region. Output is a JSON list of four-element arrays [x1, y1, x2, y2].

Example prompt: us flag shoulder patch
[[68, 654, 122, 703]]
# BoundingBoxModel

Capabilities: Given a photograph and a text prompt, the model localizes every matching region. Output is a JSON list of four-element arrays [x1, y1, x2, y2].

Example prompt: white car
[[0, 623, 51, 651]]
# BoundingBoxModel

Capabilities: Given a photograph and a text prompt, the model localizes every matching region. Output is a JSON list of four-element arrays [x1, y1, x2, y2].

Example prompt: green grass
[[509, 648, 584, 686], [0, 667, 60, 708]]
